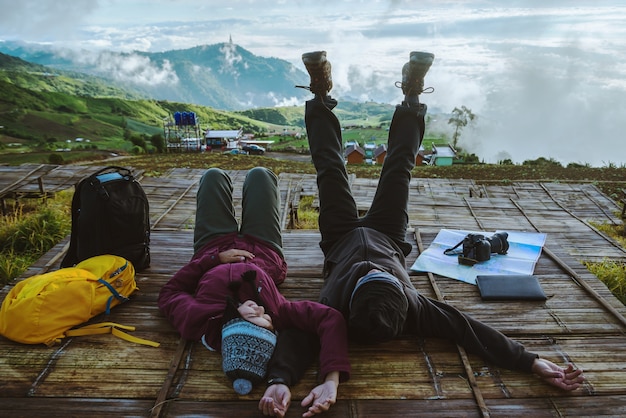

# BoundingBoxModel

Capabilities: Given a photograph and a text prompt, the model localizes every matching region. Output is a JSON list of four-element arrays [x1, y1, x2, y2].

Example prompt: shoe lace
[[394, 81, 435, 94]]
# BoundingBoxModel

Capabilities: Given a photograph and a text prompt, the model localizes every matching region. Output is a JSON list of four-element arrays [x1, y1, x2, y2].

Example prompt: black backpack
[[61, 166, 150, 271]]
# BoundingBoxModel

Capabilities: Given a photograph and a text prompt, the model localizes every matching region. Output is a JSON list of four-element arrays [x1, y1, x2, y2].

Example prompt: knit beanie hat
[[221, 297, 277, 395], [348, 271, 408, 344]]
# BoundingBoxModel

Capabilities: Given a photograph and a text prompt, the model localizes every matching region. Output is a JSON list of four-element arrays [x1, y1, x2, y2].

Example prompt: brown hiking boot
[[301, 51, 333, 97]]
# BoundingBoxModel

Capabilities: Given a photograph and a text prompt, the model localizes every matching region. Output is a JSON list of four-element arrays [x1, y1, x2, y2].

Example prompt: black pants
[[305, 98, 426, 255]]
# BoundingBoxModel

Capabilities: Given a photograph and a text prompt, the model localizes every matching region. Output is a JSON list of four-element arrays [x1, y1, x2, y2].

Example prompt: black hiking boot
[[400, 51, 434, 107]]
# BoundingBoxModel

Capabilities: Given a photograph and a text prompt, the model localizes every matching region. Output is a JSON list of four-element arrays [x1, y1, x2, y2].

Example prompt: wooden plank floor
[[1, 166, 626, 417]]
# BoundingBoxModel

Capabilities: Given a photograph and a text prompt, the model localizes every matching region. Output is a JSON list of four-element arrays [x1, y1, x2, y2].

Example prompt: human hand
[[531, 358, 585, 391], [259, 384, 291, 417], [300, 380, 337, 417], [218, 248, 255, 264]]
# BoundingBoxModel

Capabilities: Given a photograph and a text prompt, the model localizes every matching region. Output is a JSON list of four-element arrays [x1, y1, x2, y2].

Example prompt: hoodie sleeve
[[276, 301, 351, 382], [266, 329, 320, 387], [405, 287, 538, 372], [157, 247, 222, 341]]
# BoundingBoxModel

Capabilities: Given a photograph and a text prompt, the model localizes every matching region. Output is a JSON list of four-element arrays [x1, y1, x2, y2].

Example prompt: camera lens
[[488, 232, 509, 254]]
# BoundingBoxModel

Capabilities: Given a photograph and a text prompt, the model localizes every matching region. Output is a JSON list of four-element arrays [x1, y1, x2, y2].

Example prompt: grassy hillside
[[0, 51, 311, 162], [237, 101, 396, 130], [0, 52, 144, 99], [237, 106, 304, 127], [0, 77, 297, 164]]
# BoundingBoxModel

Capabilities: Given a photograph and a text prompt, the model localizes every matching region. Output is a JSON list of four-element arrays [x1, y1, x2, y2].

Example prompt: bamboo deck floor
[[2, 164, 626, 417]]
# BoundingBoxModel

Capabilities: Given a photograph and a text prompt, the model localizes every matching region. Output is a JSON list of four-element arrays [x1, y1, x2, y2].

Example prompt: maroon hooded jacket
[[158, 232, 350, 381]]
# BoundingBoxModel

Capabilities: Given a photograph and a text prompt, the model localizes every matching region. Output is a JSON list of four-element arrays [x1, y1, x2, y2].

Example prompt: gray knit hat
[[221, 298, 276, 395], [348, 271, 408, 344]]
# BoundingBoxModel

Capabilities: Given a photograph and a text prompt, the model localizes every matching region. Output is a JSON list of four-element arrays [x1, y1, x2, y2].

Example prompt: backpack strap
[[97, 278, 129, 314], [110, 326, 160, 347], [97, 259, 131, 314], [60, 178, 84, 268], [65, 322, 160, 347]]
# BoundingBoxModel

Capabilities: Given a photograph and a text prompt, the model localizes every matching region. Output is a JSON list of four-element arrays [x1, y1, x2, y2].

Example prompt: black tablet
[[476, 275, 547, 301]]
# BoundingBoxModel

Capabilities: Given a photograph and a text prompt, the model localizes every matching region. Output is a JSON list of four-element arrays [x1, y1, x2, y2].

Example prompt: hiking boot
[[301, 51, 333, 97], [401, 51, 434, 106]]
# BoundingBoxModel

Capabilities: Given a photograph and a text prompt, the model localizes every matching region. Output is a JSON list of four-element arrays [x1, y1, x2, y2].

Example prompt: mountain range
[[0, 40, 310, 110]]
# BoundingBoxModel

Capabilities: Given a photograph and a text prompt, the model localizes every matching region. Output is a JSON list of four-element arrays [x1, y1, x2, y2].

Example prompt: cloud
[[102, 54, 180, 86], [460, 44, 626, 166], [219, 41, 243, 77], [266, 92, 302, 107], [0, 0, 97, 40], [66, 49, 180, 86]]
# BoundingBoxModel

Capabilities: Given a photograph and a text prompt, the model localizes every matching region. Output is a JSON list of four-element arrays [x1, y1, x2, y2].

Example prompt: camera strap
[[443, 240, 464, 256], [457, 256, 479, 266], [444, 240, 480, 266]]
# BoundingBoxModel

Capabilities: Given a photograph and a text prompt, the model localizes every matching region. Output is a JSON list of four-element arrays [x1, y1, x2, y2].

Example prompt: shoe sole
[[409, 51, 435, 66], [302, 51, 327, 66]]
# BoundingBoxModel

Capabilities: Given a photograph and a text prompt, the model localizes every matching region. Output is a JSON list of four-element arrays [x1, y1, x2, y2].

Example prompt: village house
[[205, 128, 243, 151], [429, 143, 458, 166], [344, 143, 365, 164], [374, 144, 387, 165], [416, 144, 427, 165]]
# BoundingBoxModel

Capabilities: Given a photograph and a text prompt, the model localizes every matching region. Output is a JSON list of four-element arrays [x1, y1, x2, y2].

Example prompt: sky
[[1, 0, 625, 166]]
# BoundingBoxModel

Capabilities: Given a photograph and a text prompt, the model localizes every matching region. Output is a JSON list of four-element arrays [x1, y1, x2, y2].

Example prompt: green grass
[[0, 191, 72, 285], [341, 127, 387, 143], [584, 258, 626, 305], [585, 221, 626, 304], [591, 221, 626, 249], [293, 195, 319, 230]]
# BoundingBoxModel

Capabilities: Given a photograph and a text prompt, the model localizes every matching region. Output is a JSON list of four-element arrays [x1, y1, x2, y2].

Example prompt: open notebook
[[476, 275, 547, 301]]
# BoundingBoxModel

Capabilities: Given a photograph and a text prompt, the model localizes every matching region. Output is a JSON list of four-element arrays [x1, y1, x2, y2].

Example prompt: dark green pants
[[193, 167, 283, 257]]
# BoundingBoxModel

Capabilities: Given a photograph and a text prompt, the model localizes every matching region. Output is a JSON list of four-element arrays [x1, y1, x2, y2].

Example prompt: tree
[[522, 157, 562, 167], [129, 134, 148, 152], [150, 134, 166, 153], [48, 153, 64, 165], [448, 106, 476, 149]]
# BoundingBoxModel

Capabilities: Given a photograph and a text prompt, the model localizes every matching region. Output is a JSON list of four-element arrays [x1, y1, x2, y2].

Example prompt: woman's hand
[[259, 383, 291, 417], [301, 371, 339, 417], [218, 248, 255, 264]]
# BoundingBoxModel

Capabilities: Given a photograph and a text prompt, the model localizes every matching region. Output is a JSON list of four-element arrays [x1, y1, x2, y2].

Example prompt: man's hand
[[531, 358, 585, 391], [259, 384, 291, 417], [218, 248, 255, 264], [300, 372, 338, 418]]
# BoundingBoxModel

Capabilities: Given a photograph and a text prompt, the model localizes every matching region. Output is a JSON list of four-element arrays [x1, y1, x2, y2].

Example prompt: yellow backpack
[[0, 254, 158, 347]]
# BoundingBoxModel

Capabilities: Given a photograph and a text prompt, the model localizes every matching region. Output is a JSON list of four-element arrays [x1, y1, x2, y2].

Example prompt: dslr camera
[[460, 232, 509, 265]]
